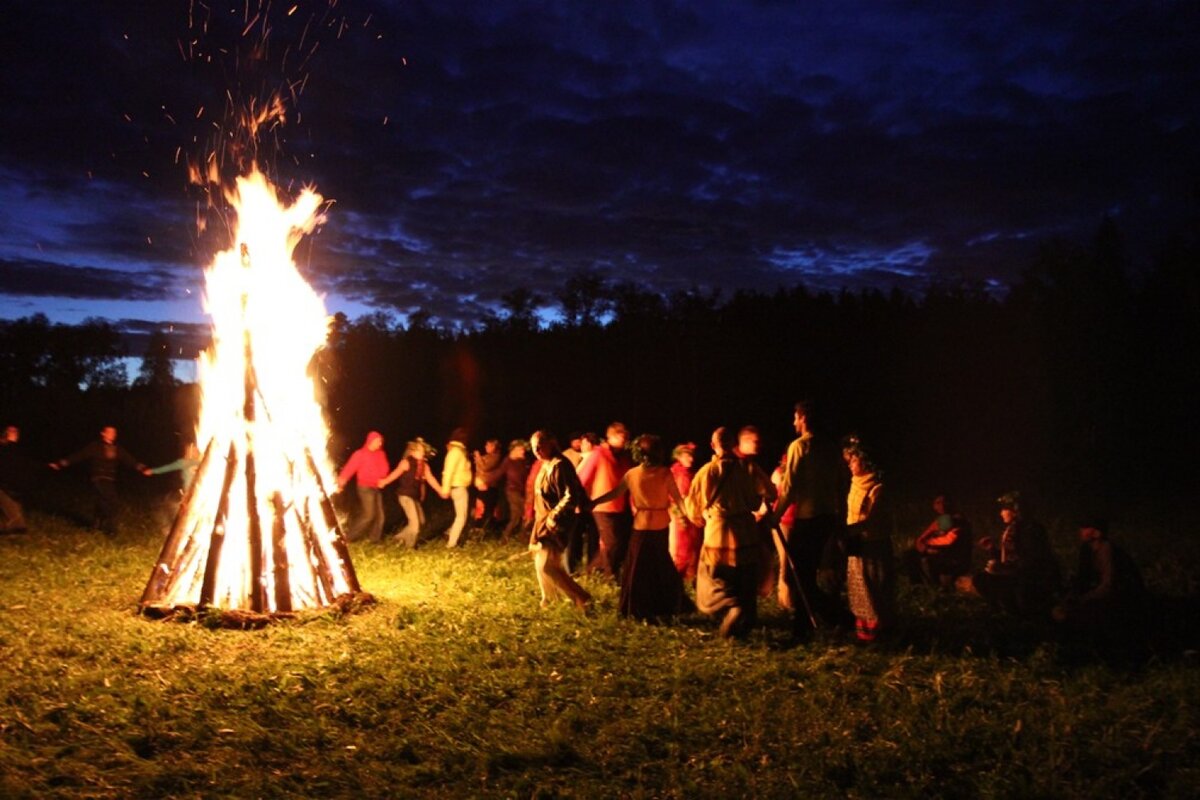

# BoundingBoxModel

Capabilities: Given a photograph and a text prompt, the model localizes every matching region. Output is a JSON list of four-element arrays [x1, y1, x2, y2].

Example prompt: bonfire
[[140, 167, 370, 625]]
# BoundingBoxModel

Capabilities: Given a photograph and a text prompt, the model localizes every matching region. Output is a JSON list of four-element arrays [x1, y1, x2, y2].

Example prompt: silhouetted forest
[[3, 219, 1197, 507]]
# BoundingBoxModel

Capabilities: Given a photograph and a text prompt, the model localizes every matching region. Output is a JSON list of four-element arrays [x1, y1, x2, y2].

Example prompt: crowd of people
[[0, 404, 1149, 646], [330, 400, 1149, 644]]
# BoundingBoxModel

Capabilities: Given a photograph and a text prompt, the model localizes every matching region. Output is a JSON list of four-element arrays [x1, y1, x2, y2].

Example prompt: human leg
[[446, 486, 469, 547], [396, 495, 420, 547], [538, 546, 591, 609], [93, 479, 120, 536], [356, 486, 384, 542], [501, 489, 524, 542]]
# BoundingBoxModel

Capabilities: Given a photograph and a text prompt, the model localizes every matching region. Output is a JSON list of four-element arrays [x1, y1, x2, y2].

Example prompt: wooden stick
[[199, 441, 240, 608], [295, 503, 336, 602], [270, 492, 293, 613], [140, 438, 215, 606], [303, 446, 362, 594]]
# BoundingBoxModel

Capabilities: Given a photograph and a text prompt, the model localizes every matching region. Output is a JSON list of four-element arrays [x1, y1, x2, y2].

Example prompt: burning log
[[140, 170, 372, 624]]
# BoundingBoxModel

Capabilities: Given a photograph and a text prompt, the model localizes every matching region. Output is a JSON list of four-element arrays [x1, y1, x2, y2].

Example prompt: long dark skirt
[[620, 528, 690, 621]]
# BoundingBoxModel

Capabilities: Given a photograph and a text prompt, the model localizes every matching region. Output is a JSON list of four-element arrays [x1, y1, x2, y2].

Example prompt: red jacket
[[339, 432, 390, 489]]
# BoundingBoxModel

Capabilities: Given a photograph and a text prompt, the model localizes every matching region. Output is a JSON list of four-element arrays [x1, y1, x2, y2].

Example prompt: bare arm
[[589, 473, 629, 507], [379, 458, 411, 487]]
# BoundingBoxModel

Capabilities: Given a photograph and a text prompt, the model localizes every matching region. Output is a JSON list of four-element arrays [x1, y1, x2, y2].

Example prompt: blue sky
[[1, 0, 1196, 346]]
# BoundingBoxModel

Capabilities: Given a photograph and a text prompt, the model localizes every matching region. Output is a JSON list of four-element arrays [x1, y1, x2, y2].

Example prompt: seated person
[[961, 491, 1061, 618], [903, 494, 972, 589], [1052, 518, 1145, 634]]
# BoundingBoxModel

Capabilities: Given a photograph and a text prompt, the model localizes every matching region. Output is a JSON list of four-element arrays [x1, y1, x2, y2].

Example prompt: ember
[[141, 168, 369, 623]]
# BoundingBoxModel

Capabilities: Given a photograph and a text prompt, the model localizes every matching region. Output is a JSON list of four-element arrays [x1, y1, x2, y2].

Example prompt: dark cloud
[[2, 0, 1198, 328], [0, 257, 180, 301]]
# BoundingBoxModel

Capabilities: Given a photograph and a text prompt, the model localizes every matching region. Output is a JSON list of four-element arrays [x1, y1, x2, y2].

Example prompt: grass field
[[1, 498, 1198, 799]]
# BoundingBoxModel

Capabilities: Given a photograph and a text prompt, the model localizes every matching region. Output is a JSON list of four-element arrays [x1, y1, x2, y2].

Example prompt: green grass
[[1, 504, 1197, 799]]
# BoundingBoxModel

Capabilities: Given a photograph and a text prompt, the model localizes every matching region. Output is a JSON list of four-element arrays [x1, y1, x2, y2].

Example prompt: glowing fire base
[[139, 431, 372, 627]]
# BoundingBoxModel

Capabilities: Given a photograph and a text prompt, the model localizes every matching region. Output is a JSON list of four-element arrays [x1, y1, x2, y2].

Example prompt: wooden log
[[303, 446, 363, 593], [240, 283, 269, 614], [245, 449, 267, 613], [270, 492, 293, 613], [140, 438, 215, 606], [199, 441, 240, 608], [294, 503, 337, 603]]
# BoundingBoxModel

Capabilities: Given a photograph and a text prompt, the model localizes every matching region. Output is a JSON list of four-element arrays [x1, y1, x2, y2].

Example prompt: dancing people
[[685, 427, 765, 639], [337, 431, 390, 543], [380, 438, 443, 548], [577, 422, 634, 579], [841, 439, 896, 642], [50, 425, 151, 536], [669, 442, 700, 582], [771, 401, 844, 638], [440, 428, 473, 548], [591, 434, 690, 621], [528, 431, 592, 610]]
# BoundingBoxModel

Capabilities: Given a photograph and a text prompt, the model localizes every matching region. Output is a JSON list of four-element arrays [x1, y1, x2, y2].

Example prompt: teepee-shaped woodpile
[[140, 171, 368, 624]]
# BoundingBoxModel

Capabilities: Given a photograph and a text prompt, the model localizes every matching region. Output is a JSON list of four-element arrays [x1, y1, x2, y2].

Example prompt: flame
[[147, 167, 355, 613]]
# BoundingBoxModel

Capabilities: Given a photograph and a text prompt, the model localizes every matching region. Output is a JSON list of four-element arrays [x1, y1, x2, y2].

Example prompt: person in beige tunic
[[685, 427, 764, 639]]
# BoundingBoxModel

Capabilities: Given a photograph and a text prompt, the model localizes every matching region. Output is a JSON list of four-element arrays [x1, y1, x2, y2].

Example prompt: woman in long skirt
[[593, 434, 690, 621], [842, 440, 895, 642]]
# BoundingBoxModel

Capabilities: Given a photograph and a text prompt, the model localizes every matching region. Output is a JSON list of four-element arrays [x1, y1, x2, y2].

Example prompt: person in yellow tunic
[[440, 427, 473, 548], [685, 427, 764, 639]]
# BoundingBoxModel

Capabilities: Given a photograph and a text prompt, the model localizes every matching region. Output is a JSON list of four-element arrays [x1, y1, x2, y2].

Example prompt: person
[[685, 427, 764, 639], [50, 425, 151, 536], [472, 438, 504, 533], [527, 431, 592, 610], [479, 439, 532, 544], [735, 425, 779, 599], [902, 494, 973, 589], [963, 492, 1061, 618], [562, 432, 584, 468], [380, 438, 442, 547], [769, 453, 796, 609], [147, 440, 203, 527], [592, 434, 690, 621], [668, 442, 701, 582], [337, 431, 391, 543], [440, 428, 473, 548], [1052, 518, 1146, 635], [771, 401, 844, 637], [842, 440, 895, 642], [577, 422, 634, 579], [148, 440, 203, 494], [0, 425, 29, 532], [570, 432, 601, 571]]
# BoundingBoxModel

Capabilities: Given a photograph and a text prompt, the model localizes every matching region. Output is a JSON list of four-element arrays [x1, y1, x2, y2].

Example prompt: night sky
[[1, 1, 1197, 342]]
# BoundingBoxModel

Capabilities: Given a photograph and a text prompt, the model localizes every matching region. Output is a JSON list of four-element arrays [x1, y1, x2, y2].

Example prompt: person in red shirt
[[669, 442, 700, 581], [337, 431, 390, 543], [577, 421, 634, 580]]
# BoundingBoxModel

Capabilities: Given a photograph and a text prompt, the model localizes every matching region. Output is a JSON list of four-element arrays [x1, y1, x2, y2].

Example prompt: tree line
[[3, 219, 1196, 507]]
